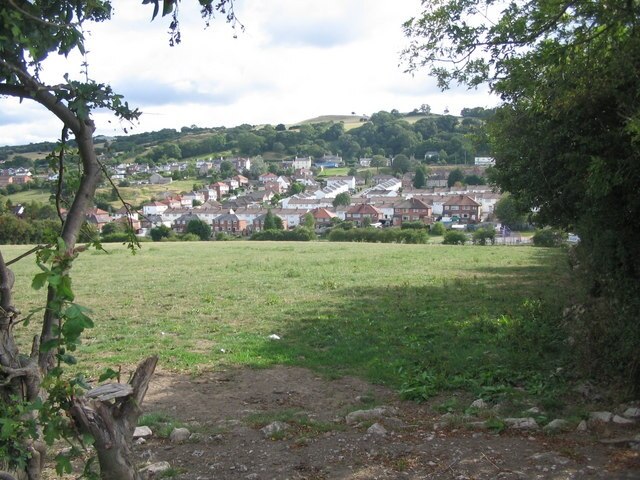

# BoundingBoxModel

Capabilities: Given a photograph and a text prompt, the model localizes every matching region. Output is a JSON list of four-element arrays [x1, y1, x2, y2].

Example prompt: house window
[[403, 215, 410, 221], [450, 206, 459, 211]]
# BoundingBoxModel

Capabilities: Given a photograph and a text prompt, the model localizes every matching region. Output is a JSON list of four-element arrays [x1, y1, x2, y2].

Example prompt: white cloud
[[0, 0, 499, 146]]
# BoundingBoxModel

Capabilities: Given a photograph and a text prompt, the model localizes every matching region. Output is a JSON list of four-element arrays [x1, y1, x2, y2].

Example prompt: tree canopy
[[404, 0, 640, 390]]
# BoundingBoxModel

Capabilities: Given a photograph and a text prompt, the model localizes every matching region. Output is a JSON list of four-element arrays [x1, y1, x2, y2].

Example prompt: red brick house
[[345, 204, 383, 226], [443, 195, 481, 223], [212, 213, 247, 234], [309, 207, 337, 229], [393, 198, 433, 226]]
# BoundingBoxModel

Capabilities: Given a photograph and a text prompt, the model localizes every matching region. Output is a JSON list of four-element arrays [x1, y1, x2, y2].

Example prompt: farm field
[[7, 241, 575, 402]]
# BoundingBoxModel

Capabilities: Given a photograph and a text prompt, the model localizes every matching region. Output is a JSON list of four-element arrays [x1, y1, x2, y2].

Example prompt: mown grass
[[5, 242, 576, 407]]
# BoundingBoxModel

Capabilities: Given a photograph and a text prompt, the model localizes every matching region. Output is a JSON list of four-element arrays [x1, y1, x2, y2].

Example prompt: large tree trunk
[[69, 356, 158, 480]]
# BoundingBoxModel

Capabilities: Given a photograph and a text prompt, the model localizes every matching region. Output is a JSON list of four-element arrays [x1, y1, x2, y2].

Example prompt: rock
[[543, 419, 570, 433], [170, 427, 191, 443], [525, 407, 541, 414], [504, 417, 539, 430], [470, 399, 488, 409], [576, 420, 588, 432], [589, 411, 613, 423], [143, 461, 171, 475], [367, 422, 387, 436], [260, 421, 288, 438], [134, 437, 146, 445], [268, 334, 281, 340], [623, 407, 640, 418], [133, 426, 153, 438], [612, 414, 635, 425], [345, 406, 398, 425]]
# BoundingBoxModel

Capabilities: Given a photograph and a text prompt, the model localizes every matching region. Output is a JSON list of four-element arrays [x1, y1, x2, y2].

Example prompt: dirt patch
[[135, 366, 640, 479]]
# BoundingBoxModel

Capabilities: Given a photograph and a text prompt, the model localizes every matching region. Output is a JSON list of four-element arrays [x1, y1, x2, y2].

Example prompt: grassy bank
[[6, 242, 575, 405]]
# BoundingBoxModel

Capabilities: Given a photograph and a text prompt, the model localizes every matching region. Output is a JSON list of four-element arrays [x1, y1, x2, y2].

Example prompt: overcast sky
[[0, 0, 498, 146]]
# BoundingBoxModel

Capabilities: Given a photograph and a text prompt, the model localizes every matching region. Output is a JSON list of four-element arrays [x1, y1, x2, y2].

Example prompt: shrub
[[443, 230, 467, 245], [430, 222, 446, 236], [181, 233, 200, 241], [328, 227, 428, 244], [401, 221, 428, 230], [532, 228, 566, 247], [472, 227, 496, 245], [251, 227, 316, 241], [101, 232, 132, 243]]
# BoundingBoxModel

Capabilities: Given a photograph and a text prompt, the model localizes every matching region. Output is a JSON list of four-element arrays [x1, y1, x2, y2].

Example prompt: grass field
[[5, 241, 576, 406]]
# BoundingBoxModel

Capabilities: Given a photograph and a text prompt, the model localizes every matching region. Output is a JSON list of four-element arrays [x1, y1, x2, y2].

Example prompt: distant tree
[[275, 123, 287, 131], [464, 174, 485, 185], [447, 168, 465, 187], [288, 182, 305, 195], [430, 222, 446, 236], [348, 166, 358, 176], [419, 104, 431, 114], [472, 227, 496, 245], [249, 156, 268, 178], [494, 194, 527, 229], [150, 225, 173, 242], [361, 170, 373, 185], [186, 219, 212, 240], [220, 160, 235, 178], [301, 212, 315, 229], [236, 132, 265, 156], [370, 155, 387, 173], [392, 154, 411, 174], [263, 209, 278, 230], [413, 168, 426, 188], [332, 192, 351, 208]]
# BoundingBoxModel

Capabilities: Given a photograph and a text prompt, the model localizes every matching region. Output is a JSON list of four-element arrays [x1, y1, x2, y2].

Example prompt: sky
[[0, 0, 499, 146]]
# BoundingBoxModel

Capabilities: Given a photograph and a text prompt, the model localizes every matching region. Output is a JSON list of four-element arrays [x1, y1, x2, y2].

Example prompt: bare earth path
[[135, 366, 640, 479]]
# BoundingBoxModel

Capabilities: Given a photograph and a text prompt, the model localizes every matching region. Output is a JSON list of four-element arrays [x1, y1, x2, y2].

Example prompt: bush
[[101, 232, 132, 243], [328, 227, 428, 244], [401, 221, 428, 230], [251, 227, 316, 241], [472, 227, 496, 245], [430, 222, 446, 236], [532, 228, 566, 247], [443, 230, 467, 245], [180, 233, 200, 241]]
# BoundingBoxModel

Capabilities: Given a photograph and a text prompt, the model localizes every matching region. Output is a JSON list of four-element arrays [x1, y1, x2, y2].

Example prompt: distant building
[[474, 157, 495, 166]]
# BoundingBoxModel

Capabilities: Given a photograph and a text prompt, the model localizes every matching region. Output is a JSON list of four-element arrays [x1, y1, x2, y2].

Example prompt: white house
[[292, 156, 313, 170], [142, 201, 168, 216]]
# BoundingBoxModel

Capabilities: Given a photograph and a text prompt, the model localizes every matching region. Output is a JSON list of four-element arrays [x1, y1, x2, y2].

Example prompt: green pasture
[[5, 242, 576, 406]]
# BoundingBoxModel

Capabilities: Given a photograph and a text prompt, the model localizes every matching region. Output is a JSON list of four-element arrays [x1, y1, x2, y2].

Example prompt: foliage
[[442, 230, 467, 245], [472, 227, 495, 246], [251, 227, 316, 241], [301, 213, 315, 229], [391, 154, 411, 174], [400, 221, 427, 230], [328, 227, 428, 244], [150, 225, 173, 241], [494, 194, 527, 229], [413, 167, 426, 188], [429, 222, 446, 236], [447, 168, 464, 187], [532, 229, 566, 248], [186, 219, 212, 240], [403, 0, 640, 390], [332, 192, 351, 208]]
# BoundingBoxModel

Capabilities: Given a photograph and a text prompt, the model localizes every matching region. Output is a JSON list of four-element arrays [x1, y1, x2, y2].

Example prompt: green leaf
[[55, 453, 72, 475], [98, 368, 120, 382], [31, 272, 49, 290]]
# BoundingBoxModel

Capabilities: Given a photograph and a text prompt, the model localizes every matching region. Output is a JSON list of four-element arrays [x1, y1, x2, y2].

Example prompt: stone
[[504, 417, 539, 430], [470, 399, 488, 409], [589, 411, 613, 423], [345, 406, 398, 425], [623, 407, 640, 418], [133, 426, 153, 438], [134, 437, 146, 445], [612, 415, 635, 425], [260, 421, 288, 438], [525, 407, 541, 414], [170, 427, 191, 443], [543, 419, 570, 433], [576, 420, 588, 432], [367, 422, 387, 436], [144, 461, 171, 475]]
